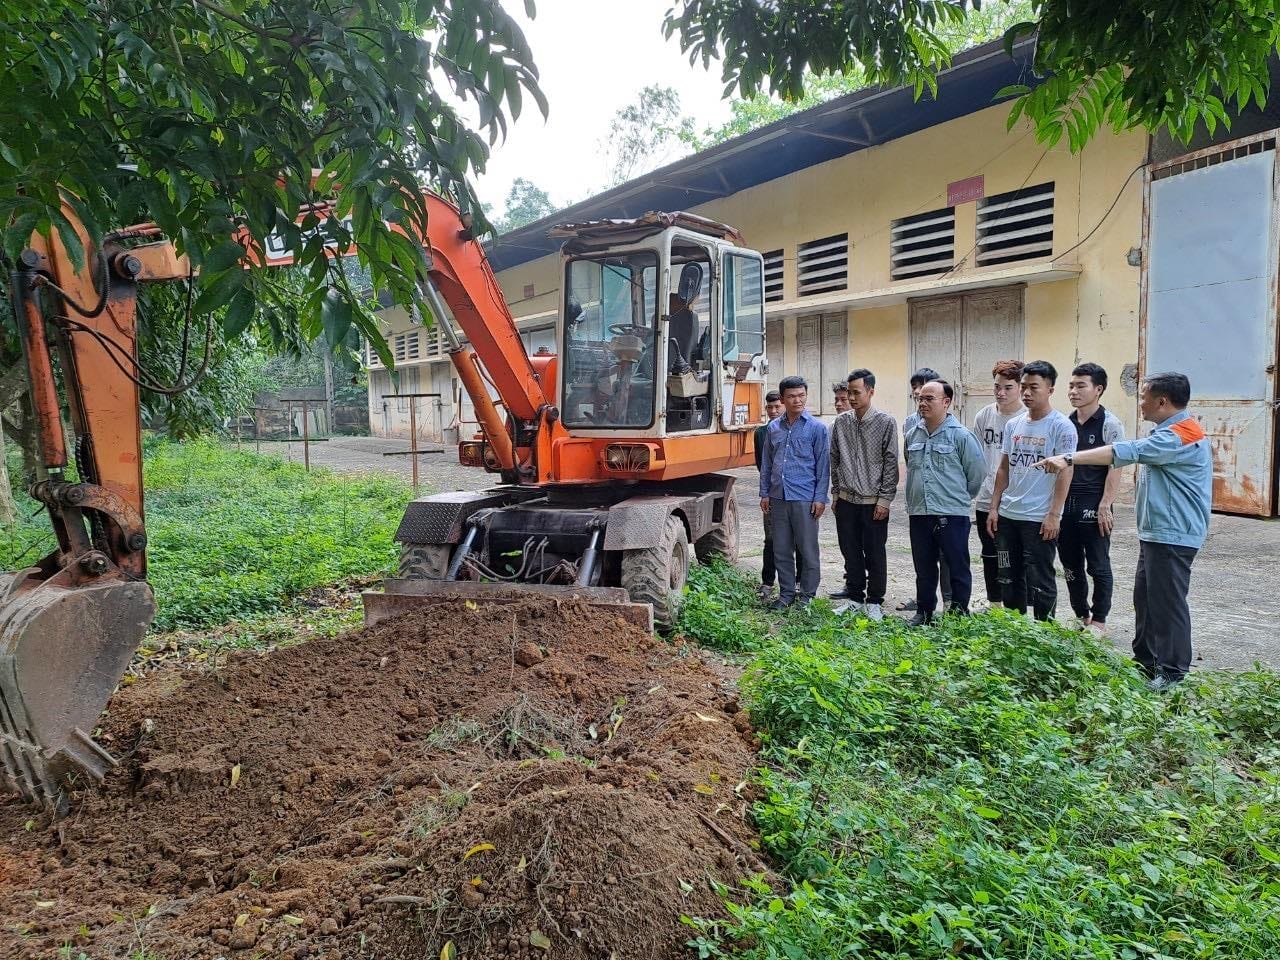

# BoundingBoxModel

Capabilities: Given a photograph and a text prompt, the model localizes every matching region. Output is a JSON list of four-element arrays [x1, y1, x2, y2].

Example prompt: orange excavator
[[1, 192, 768, 811]]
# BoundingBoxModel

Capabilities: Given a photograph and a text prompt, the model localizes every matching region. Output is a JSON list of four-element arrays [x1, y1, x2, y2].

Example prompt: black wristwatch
[[1064, 453, 1074, 466]]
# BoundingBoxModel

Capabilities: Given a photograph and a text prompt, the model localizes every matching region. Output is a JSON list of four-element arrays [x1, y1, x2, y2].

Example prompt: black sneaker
[[828, 588, 853, 600], [767, 598, 792, 612], [895, 598, 918, 612], [906, 611, 934, 628]]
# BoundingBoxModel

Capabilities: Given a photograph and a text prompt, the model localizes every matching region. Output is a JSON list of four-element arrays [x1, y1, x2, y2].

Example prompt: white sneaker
[[1087, 622, 1108, 637], [864, 603, 883, 621], [834, 601, 863, 617]]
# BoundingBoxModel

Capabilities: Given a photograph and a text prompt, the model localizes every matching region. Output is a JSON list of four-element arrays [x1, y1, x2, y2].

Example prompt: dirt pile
[[0, 599, 764, 959]]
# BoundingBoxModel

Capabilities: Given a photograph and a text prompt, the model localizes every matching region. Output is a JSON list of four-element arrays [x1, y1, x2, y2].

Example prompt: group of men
[[754, 360, 1214, 690]]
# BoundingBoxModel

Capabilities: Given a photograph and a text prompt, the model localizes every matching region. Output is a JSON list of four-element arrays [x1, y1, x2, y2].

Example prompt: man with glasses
[[903, 379, 986, 625]]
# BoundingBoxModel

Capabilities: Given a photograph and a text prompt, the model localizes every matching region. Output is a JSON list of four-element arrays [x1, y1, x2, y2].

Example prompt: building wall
[[370, 101, 1148, 437]]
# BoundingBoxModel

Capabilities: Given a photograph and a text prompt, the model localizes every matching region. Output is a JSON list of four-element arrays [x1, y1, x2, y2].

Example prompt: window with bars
[[763, 249, 784, 302], [976, 182, 1055, 266], [796, 233, 848, 296], [890, 207, 955, 280]]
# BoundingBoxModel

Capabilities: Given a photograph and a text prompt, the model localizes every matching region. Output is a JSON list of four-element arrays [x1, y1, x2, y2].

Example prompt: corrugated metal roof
[[486, 36, 1039, 272]]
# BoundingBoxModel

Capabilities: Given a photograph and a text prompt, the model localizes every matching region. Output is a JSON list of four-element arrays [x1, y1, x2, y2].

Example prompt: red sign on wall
[[947, 175, 985, 206]]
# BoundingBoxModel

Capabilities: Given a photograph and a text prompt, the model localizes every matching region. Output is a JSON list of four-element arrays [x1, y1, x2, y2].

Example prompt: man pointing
[[1038, 372, 1213, 690]]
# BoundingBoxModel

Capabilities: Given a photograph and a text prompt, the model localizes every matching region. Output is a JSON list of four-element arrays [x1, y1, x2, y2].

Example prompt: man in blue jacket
[[1039, 372, 1213, 690], [903, 379, 986, 626], [759, 375, 830, 610]]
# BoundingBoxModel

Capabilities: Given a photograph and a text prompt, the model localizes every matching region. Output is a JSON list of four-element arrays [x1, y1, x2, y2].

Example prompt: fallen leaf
[[23, 819, 33, 831], [230, 764, 241, 789], [529, 929, 551, 950], [464, 600, 478, 611], [678, 879, 693, 894], [693, 784, 715, 795], [462, 842, 495, 862], [587, 723, 598, 740], [235, 913, 249, 928], [470, 876, 483, 887], [440, 941, 457, 960], [34, 901, 56, 909], [517, 856, 528, 872], [694, 712, 719, 723], [282, 914, 305, 926]]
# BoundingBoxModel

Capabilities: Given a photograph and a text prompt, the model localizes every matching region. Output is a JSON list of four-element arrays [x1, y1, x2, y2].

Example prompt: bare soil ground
[[0, 600, 763, 960]]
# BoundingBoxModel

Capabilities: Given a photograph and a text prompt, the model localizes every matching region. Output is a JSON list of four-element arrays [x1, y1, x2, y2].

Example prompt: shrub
[[683, 597, 1280, 960]]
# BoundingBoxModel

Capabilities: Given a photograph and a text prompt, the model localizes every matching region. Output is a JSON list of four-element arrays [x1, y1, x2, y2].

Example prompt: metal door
[[1144, 139, 1279, 516], [960, 289, 1024, 428], [820, 312, 849, 414]]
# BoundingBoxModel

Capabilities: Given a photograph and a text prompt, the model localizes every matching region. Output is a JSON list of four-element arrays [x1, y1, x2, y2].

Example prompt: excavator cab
[[555, 213, 767, 438]]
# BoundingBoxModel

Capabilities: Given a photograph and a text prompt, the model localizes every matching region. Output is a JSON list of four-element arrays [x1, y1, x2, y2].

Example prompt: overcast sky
[[469, 0, 735, 212]]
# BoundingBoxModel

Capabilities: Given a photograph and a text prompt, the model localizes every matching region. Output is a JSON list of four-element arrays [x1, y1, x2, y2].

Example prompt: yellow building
[[371, 38, 1280, 516]]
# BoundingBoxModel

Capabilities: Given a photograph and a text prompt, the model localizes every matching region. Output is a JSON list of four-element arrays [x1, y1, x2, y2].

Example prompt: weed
[[678, 587, 1280, 960], [2, 439, 410, 632]]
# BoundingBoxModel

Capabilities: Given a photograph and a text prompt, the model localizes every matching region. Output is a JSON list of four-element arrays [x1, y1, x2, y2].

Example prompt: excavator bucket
[[0, 568, 155, 814], [363, 579, 655, 633]]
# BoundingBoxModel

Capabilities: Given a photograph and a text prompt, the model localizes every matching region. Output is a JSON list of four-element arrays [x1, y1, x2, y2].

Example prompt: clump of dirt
[[0, 599, 765, 959]]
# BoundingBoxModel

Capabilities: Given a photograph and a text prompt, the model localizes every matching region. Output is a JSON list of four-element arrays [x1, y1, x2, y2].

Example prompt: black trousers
[[974, 509, 1001, 603], [1057, 494, 1114, 623], [833, 500, 889, 604], [997, 517, 1058, 621], [1133, 540, 1198, 680], [761, 506, 804, 587], [908, 515, 972, 614]]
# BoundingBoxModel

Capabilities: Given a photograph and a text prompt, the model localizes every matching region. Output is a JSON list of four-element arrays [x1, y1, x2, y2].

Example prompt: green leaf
[[223, 286, 256, 338], [974, 806, 1002, 820], [194, 268, 246, 315], [202, 239, 247, 275], [321, 289, 354, 346]]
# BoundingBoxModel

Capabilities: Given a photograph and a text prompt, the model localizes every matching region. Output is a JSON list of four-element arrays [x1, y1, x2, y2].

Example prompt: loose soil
[[0, 600, 764, 959]]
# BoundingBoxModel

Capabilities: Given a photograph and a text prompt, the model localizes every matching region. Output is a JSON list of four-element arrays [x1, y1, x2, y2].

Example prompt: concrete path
[[263, 436, 1280, 672]]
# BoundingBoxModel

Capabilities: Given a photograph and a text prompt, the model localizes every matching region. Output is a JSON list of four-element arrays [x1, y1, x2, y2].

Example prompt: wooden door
[[820, 312, 849, 414], [796, 314, 822, 408], [959, 288, 1024, 427]]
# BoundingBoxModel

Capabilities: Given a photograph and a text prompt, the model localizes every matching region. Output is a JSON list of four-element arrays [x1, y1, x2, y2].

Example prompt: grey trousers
[[1133, 540, 1198, 681], [770, 498, 821, 602]]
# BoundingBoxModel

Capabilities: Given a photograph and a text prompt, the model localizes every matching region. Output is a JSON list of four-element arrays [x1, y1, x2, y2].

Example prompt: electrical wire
[[33, 252, 111, 318], [1051, 162, 1146, 262]]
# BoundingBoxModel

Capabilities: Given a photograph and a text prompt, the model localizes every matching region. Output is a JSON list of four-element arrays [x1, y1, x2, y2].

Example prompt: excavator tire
[[398, 543, 451, 580], [620, 514, 689, 632], [694, 494, 739, 564]]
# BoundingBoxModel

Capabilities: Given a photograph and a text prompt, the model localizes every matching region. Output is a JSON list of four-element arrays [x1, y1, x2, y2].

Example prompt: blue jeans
[[908, 515, 972, 614]]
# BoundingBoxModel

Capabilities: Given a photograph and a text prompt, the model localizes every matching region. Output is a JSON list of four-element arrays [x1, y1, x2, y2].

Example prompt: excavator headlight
[[459, 441, 486, 468], [603, 443, 652, 473]]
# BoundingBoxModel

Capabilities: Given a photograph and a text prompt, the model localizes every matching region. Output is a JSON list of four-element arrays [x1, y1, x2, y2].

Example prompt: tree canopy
[[664, 0, 1280, 152], [1, 0, 546, 362]]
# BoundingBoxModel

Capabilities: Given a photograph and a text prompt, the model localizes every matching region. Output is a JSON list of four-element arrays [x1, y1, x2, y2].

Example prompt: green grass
[[2, 438, 410, 631], [677, 562, 1280, 960]]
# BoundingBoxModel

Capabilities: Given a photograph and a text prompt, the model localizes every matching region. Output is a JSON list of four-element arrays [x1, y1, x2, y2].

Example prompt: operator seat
[[668, 262, 704, 374]]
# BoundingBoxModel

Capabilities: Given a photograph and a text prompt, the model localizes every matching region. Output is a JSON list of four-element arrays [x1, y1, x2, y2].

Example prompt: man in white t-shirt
[[970, 359, 1025, 607], [986, 360, 1077, 621]]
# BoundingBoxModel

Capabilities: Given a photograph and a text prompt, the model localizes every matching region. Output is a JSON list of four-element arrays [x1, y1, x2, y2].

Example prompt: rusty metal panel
[[1144, 146, 1278, 516]]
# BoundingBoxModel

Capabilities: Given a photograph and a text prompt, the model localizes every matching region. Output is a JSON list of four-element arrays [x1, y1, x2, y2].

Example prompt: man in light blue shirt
[[759, 375, 830, 609], [903, 379, 986, 625], [1040, 372, 1213, 690]]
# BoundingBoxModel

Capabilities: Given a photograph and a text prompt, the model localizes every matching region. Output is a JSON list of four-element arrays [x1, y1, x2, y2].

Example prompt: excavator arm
[[1, 190, 555, 812]]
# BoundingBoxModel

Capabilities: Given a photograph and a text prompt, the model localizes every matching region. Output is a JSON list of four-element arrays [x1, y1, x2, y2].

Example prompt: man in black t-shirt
[[1060, 363, 1126, 636]]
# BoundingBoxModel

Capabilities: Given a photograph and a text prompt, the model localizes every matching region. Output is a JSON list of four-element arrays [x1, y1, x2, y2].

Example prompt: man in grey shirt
[[903, 380, 985, 626], [987, 360, 1077, 621], [829, 368, 899, 620]]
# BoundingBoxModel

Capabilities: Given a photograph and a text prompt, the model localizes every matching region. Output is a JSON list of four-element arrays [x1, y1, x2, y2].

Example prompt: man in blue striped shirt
[[759, 376, 830, 609]]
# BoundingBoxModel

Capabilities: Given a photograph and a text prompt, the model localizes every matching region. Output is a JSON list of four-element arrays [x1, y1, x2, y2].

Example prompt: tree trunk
[[0, 419, 15, 525]]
